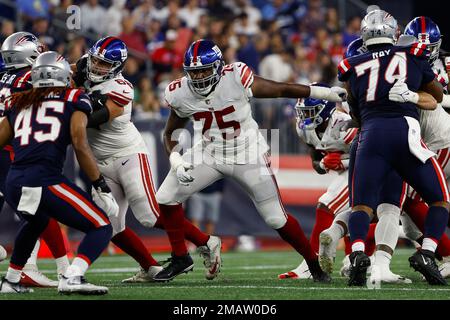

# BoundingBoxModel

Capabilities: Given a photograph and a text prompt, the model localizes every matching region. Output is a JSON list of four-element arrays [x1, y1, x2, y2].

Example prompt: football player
[[0, 52, 118, 294], [0, 32, 70, 287], [73, 37, 221, 282], [278, 86, 357, 280], [153, 39, 347, 282], [339, 10, 447, 286]]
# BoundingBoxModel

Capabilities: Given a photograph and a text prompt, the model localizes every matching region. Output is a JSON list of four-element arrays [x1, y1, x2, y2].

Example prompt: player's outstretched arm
[[0, 118, 13, 149], [250, 76, 347, 102]]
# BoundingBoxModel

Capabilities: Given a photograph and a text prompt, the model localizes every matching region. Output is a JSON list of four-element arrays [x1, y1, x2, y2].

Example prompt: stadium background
[[0, 0, 448, 255]]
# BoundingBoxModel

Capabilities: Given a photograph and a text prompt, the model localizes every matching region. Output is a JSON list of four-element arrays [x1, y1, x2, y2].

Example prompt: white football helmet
[[360, 10, 399, 46]]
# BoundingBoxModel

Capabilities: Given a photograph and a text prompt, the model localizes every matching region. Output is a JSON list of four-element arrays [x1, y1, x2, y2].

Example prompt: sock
[[310, 207, 335, 254], [159, 204, 188, 256], [374, 250, 391, 267], [327, 223, 345, 242], [65, 256, 89, 277], [25, 240, 40, 267], [348, 210, 371, 244], [40, 219, 67, 259], [276, 214, 316, 261], [424, 205, 449, 241], [344, 236, 352, 255], [352, 240, 365, 252], [365, 223, 376, 256], [55, 256, 70, 276], [436, 234, 450, 258], [111, 227, 159, 270], [6, 264, 23, 283], [154, 217, 209, 247], [77, 225, 112, 263], [422, 237, 438, 252]]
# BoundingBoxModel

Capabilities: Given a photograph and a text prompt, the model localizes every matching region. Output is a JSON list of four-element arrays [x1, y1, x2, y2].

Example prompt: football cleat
[[0, 277, 33, 293], [409, 249, 447, 285], [197, 235, 222, 280], [307, 259, 332, 283], [0, 245, 7, 262], [152, 253, 194, 282], [58, 275, 108, 295], [340, 255, 351, 277], [368, 265, 412, 285], [318, 230, 338, 274], [122, 266, 163, 283], [278, 259, 311, 280], [348, 251, 371, 286], [20, 264, 58, 287]]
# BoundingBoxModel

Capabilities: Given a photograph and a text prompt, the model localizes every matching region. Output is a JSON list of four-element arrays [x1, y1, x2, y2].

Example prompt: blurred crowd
[[0, 0, 365, 153]]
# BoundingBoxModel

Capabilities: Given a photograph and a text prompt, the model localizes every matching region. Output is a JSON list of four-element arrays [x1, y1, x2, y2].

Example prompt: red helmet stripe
[[192, 40, 201, 64], [420, 16, 426, 33], [99, 37, 117, 54]]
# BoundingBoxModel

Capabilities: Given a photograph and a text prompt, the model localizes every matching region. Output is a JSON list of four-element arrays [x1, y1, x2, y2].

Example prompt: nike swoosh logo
[[421, 255, 429, 265], [123, 90, 130, 94], [121, 159, 130, 166]]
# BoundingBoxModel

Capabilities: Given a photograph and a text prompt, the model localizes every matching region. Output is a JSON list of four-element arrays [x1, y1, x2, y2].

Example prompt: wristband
[[309, 86, 331, 100], [92, 175, 111, 193]]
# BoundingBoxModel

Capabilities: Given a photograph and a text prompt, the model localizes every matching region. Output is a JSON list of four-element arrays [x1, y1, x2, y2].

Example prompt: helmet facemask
[[185, 60, 223, 96], [421, 37, 442, 63], [295, 100, 326, 130], [87, 53, 122, 83]]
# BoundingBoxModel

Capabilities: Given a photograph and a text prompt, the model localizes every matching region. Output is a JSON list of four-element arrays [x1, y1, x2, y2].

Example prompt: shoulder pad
[[104, 77, 134, 107]]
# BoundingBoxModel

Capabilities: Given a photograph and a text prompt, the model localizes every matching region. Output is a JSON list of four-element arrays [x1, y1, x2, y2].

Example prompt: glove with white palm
[[91, 175, 119, 218], [170, 152, 195, 186], [389, 80, 419, 104]]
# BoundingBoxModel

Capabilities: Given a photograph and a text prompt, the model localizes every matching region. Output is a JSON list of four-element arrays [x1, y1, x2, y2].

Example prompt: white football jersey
[[85, 74, 148, 160], [418, 59, 450, 152], [165, 62, 269, 164]]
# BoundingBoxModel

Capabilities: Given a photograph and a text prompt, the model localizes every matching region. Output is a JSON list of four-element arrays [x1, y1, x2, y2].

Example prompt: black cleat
[[306, 259, 332, 283], [409, 249, 447, 285], [348, 251, 371, 286], [153, 253, 194, 282]]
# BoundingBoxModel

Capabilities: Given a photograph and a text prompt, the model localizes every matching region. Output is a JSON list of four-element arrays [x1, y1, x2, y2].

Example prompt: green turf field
[[0, 248, 449, 300]]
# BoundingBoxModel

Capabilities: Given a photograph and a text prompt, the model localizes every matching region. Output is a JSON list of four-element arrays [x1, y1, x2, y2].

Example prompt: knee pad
[[130, 197, 159, 228], [265, 214, 287, 229], [256, 197, 287, 229], [375, 203, 401, 250], [155, 188, 179, 206]]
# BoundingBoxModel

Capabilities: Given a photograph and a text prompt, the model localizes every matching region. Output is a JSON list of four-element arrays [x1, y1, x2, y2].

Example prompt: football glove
[[321, 152, 345, 171], [445, 56, 450, 73], [89, 90, 108, 111], [309, 86, 347, 102], [91, 175, 119, 218], [72, 55, 88, 87], [389, 80, 419, 104], [170, 152, 195, 186]]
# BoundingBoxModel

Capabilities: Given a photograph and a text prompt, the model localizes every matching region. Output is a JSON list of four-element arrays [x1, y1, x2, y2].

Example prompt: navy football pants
[[6, 175, 112, 268]]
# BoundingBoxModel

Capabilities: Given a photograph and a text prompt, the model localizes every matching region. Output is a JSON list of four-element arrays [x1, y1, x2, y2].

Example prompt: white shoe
[[318, 230, 338, 274], [368, 265, 412, 285], [121, 266, 163, 283], [58, 275, 108, 295], [0, 245, 6, 262], [20, 264, 58, 287], [0, 277, 33, 293], [439, 257, 450, 278], [197, 235, 222, 280], [367, 255, 375, 274], [278, 259, 311, 280], [340, 255, 351, 277]]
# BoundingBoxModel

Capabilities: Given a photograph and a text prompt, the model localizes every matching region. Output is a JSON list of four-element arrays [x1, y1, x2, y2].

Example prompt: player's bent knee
[[155, 189, 178, 206], [264, 215, 287, 229]]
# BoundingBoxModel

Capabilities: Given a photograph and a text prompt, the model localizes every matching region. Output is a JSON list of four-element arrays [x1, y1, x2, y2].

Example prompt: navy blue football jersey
[[338, 43, 435, 123], [5, 88, 92, 184], [0, 68, 32, 117]]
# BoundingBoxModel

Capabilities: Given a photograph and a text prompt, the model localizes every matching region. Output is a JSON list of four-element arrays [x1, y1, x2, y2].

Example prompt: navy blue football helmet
[[183, 39, 224, 95], [344, 37, 367, 59], [87, 36, 128, 82], [295, 84, 336, 130], [404, 16, 442, 63]]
